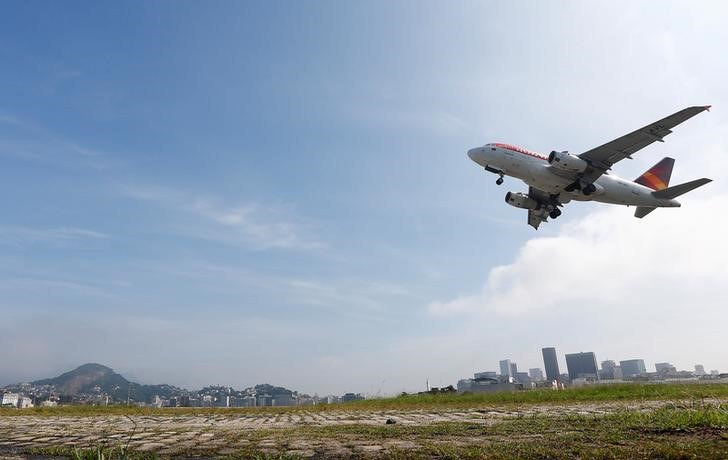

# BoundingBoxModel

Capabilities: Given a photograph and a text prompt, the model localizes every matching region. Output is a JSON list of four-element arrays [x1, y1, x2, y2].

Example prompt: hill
[[29, 363, 183, 403], [33, 363, 127, 395], [5, 364, 300, 405]]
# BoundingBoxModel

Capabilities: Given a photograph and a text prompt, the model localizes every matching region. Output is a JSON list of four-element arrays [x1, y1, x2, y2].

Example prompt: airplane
[[467, 106, 713, 229]]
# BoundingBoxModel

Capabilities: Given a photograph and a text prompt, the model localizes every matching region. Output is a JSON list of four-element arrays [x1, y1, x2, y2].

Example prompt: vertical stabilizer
[[634, 157, 674, 191]]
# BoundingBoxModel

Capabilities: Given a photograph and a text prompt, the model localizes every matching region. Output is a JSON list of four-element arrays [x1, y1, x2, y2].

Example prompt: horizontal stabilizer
[[634, 206, 656, 218], [652, 178, 712, 200]]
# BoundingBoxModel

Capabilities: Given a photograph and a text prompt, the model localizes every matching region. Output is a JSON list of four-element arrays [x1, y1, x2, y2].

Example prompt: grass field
[[353, 381, 728, 409], [18, 402, 728, 459], [2, 383, 728, 458], [2, 382, 728, 416]]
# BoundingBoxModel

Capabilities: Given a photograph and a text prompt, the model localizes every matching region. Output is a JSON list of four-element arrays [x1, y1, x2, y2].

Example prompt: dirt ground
[[1, 399, 726, 458]]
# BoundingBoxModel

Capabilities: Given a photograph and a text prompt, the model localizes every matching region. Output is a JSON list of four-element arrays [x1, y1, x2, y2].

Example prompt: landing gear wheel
[[564, 182, 579, 192], [549, 209, 562, 219], [496, 176, 504, 185], [582, 184, 596, 196]]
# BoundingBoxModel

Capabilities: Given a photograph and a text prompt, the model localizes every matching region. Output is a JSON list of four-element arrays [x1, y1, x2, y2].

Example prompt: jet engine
[[505, 192, 540, 210], [548, 150, 588, 173]]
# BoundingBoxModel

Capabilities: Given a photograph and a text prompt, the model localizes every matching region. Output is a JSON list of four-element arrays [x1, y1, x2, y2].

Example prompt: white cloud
[[122, 185, 323, 250], [0, 112, 23, 126], [137, 259, 416, 323], [430, 193, 728, 317], [0, 277, 111, 299], [284, 278, 416, 320], [354, 105, 475, 137], [0, 226, 108, 246], [191, 199, 323, 250], [0, 112, 114, 168]]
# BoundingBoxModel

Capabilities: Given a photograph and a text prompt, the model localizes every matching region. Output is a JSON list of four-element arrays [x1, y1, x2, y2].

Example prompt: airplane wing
[[577, 106, 710, 184], [527, 186, 555, 230]]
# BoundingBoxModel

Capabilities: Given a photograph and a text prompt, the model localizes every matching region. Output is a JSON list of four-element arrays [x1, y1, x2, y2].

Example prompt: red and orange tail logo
[[634, 157, 674, 191]]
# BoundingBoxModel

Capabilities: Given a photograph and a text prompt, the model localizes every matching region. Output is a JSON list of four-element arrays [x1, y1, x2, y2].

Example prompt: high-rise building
[[510, 362, 518, 376], [655, 362, 676, 375], [515, 372, 531, 385], [542, 347, 560, 382], [529, 368, 544, 381], [499, 359, 513, 378], [565, 352, 599, 380], [695, 364, 706, 376], [620, 359, 647, 377], [599, 360, 622, 380]]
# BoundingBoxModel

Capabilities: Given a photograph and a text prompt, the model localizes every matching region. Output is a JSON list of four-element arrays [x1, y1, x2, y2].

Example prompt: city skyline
[[484, 347, 722, 383], [6, 349, 724, 400]]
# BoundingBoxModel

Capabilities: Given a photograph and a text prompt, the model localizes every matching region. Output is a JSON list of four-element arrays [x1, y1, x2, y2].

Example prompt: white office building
[[18, 396, 33, 408], [1, 393, 20, 407]]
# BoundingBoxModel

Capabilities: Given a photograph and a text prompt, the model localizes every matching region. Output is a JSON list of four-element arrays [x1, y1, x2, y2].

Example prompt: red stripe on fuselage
[[494, 143, 548, 161]]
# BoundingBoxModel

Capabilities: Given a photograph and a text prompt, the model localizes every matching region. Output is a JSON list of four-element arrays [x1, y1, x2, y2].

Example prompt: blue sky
[[2, 1, 727, 394]]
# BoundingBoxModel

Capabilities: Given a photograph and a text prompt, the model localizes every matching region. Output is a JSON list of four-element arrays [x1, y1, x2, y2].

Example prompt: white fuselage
[[467, 143, 681, 208]]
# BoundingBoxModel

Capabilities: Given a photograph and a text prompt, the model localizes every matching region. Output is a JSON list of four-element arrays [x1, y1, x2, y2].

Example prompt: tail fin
[[653, 178, 712, 200], [634, 157, 674, 191]]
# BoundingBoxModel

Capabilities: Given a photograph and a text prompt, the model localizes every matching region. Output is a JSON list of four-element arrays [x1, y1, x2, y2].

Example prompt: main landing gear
[[547, 194, 563, 220], [564, 181, 597, 196], [582, 183, 597, 196]]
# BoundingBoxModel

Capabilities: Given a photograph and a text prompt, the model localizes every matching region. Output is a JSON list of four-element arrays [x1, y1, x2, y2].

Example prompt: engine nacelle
[[505, 192, 540, 210], [548, 150, 588, 173]]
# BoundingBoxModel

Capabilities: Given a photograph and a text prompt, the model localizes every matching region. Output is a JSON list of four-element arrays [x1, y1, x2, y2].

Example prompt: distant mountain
[[30, 363, 184, 403], [255, 383, 294, 396], [33, 363, 127, 395], [5, 364, 302, 404]]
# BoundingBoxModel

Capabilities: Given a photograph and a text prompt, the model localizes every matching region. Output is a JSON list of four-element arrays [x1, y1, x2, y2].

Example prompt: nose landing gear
[[484, 166, 505, 185]]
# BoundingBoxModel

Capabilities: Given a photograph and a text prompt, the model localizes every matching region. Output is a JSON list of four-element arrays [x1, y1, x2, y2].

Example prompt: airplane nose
[[468, 147, 483, 164]]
